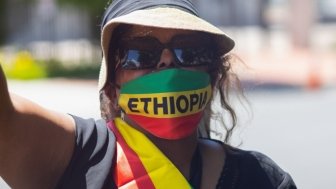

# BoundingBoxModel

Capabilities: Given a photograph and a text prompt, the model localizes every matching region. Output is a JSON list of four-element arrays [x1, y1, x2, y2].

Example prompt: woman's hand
[[0, 64, 75, 188]]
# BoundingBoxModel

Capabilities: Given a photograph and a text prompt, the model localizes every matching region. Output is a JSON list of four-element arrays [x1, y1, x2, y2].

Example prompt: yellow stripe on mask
[[119, 85, 211, 118], [114, 118, 192, 189]]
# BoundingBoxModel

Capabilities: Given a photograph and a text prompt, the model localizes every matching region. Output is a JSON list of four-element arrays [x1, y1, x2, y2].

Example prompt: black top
[[56, 116, 297, 189]]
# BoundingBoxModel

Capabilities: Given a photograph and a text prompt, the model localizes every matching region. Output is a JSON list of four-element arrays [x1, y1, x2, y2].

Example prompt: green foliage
[[56, 0, 111, 16], [45, 60, 100, 79], [4, 51, 47, 80], [1, 51, 100, 80]]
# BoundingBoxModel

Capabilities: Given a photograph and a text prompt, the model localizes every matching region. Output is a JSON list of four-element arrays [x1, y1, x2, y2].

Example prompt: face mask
[[118, 68, 212, 140]]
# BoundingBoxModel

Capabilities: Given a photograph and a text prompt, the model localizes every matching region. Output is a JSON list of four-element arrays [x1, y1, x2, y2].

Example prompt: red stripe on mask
[[128, 112, 203, 139]]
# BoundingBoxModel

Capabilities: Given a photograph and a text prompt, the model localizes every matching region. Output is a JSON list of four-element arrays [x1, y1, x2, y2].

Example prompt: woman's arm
[[0, 64, 14, 120], [0, 65, 76, 188]]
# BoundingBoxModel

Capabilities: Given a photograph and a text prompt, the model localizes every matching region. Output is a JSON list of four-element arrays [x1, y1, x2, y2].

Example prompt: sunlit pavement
[[8, 79, 101, 119], [5, 79, 336, 189]]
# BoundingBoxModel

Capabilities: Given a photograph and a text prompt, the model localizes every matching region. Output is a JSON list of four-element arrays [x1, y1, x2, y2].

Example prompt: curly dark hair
[[99, 24, 244, 143]]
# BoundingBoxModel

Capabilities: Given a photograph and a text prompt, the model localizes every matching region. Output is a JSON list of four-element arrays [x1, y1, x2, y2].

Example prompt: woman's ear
[[99, 82, 121, 121]]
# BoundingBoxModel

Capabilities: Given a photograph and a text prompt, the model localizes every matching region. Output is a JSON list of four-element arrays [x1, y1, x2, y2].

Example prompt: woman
[[0, 0, 296, 188]]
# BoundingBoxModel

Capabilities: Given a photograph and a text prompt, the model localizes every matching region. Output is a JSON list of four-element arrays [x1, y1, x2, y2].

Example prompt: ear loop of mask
[[120, 110, 125, 120]]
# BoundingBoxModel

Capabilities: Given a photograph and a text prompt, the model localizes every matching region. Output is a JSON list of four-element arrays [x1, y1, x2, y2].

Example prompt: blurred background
[[0, 0, 335, 188]]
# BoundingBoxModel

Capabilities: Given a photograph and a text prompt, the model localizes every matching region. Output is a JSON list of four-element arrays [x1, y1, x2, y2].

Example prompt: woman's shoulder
[[241, 149, 296, 189], [219, 144, 297, 189], [56, 116, 116, 189]]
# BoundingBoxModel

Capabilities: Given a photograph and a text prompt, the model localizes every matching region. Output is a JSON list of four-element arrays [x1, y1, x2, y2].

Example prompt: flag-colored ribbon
[[108, 118, 192, 189]]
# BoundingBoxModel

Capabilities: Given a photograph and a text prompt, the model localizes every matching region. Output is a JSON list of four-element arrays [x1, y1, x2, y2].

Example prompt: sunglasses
[[116, 34, 220, 70]]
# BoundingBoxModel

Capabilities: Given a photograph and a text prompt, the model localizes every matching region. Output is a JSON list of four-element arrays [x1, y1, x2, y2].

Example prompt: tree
[[56, 0, 112, 40], [0, 0, 44, 45], [0, 0, 6, 44]]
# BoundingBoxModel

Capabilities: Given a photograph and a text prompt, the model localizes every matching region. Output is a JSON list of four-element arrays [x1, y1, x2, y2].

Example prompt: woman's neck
[[148, 132, 199, 179]]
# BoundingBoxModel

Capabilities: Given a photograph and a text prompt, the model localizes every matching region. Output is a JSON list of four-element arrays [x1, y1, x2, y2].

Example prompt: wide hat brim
[[99, 7, 235, 90]]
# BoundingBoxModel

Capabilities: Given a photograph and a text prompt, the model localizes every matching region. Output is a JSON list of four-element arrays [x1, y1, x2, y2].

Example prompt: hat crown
[[101, 0, 199, 30]]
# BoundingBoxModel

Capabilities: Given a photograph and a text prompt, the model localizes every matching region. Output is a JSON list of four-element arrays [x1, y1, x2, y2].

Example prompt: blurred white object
[[0, 177, 11, 189]]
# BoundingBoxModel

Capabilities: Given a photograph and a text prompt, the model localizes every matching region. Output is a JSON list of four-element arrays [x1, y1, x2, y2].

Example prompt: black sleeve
[[249, 151, 297, 189], [56, 116, 116, 189], [217, 146, 297, 189]]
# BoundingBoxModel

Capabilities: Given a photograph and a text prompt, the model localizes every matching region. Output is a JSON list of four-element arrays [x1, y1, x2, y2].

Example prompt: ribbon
[[108, 118, 192, 189]]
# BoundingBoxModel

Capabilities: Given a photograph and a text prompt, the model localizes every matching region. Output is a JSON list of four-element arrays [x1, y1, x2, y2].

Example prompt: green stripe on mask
[[121, 68, 210, 94]]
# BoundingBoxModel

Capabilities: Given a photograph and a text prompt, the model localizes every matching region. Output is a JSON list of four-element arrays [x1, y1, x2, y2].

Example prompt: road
[[3, 79, 336, 189]]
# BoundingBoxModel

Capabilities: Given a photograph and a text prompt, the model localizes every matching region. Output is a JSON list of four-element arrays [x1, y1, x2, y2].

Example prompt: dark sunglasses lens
[[174, 48, 215, 66], [121, 50, 159, 69]]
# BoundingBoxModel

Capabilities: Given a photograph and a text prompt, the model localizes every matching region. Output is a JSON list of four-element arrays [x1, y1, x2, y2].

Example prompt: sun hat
[[98, 0, 235, 90]]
